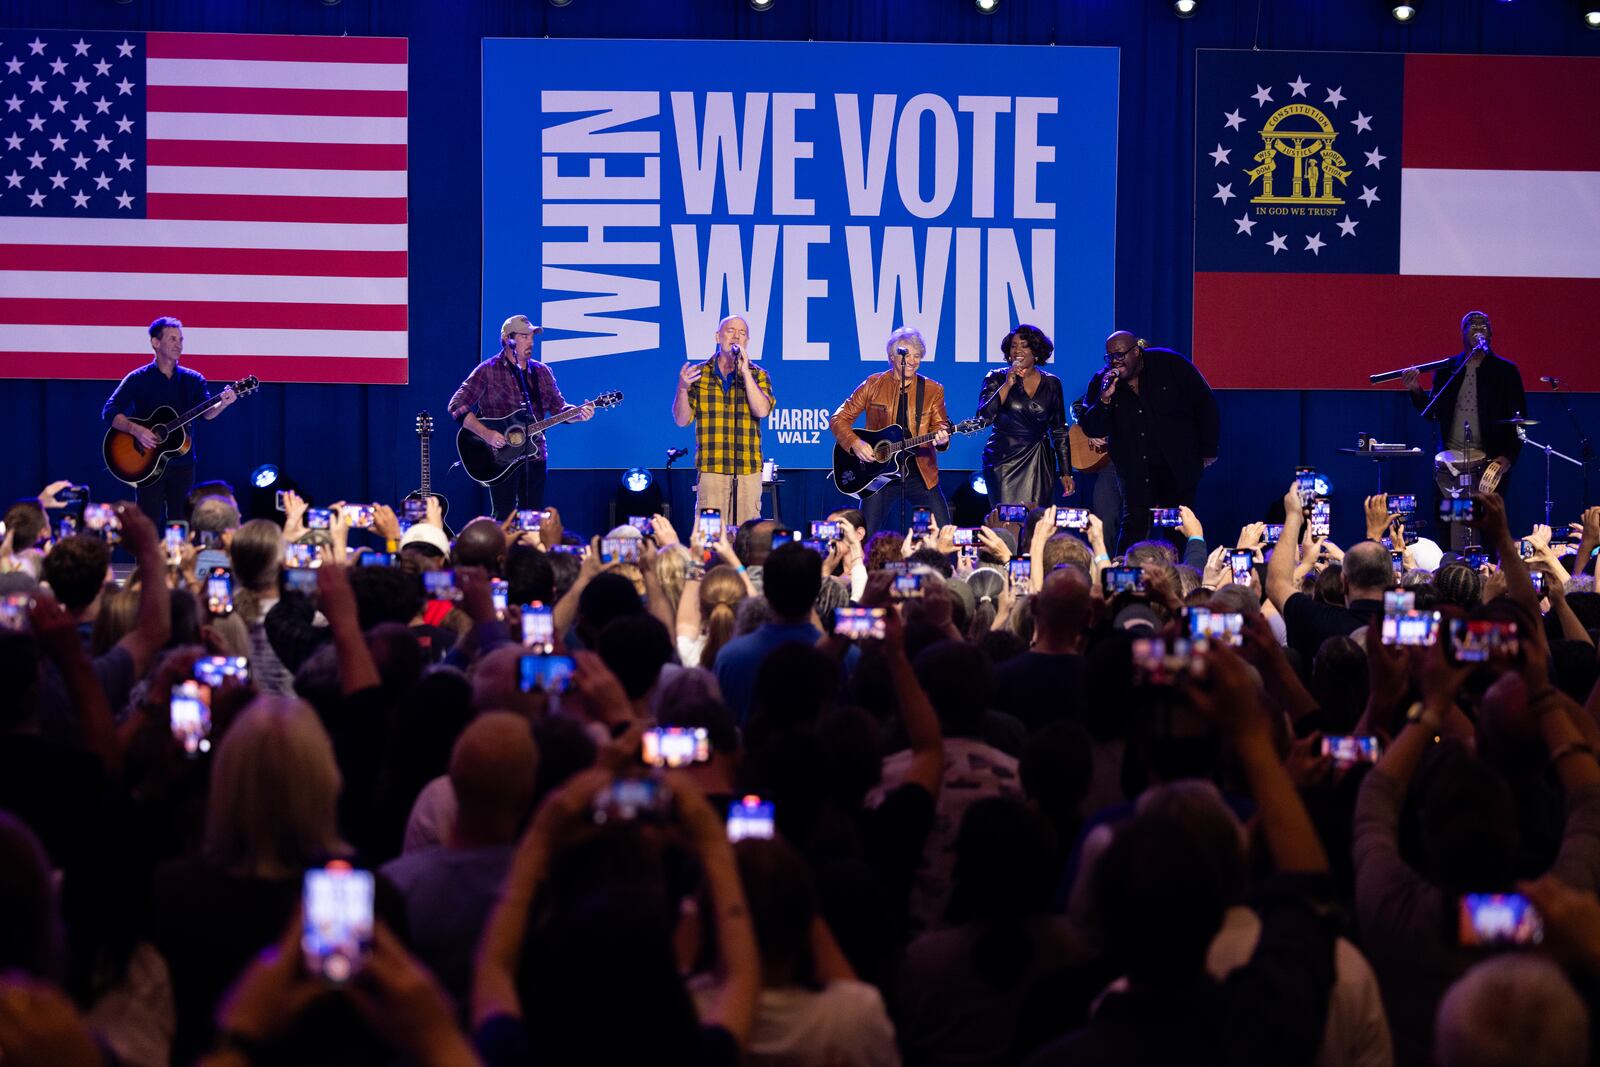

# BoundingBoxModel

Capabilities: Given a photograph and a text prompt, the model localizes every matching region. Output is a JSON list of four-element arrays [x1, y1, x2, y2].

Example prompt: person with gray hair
[[1434, 955, 1588, 1067], [830, 326, 953, 534]]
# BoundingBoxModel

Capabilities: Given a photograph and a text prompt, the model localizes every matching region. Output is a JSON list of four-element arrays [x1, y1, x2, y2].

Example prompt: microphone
[[1473, 334, 1490, 352], [1542, 376, 1563, 385], [666, 446, 687, 460], [895, 346, 908, 357], [730, 343, 741, 357]]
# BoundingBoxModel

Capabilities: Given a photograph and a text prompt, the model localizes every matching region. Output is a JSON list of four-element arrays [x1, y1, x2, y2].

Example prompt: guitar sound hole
[[505, 429, 525, 447], [873, 444, 892, 462]]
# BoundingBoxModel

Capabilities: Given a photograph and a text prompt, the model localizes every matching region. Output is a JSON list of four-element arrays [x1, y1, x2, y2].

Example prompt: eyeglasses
[[1106, 348, 1135, 362]]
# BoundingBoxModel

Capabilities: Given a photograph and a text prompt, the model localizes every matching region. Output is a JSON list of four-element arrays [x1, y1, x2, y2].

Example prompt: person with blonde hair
[[225, 518, 293, 692], [677, 564, 751, 670]]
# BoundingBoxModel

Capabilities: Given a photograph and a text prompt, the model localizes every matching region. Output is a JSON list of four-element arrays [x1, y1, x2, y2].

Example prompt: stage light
[[622, 468, 653, 493], [969, 472, 988, 497], [750, 0, 775, 9], [1390, 1, 1419, 22], [612, 467, 664, 528], [251, 464, 280, 489], [1174, 0, 1199, 16], [548, 0, 574, 7], [951, 472, 992, 527], [1586, 5, 1600, 28], [974, 0, 999, 12]]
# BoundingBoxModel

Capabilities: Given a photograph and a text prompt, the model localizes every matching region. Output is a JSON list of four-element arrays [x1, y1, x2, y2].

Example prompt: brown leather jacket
[[829, 370, 952, 490]]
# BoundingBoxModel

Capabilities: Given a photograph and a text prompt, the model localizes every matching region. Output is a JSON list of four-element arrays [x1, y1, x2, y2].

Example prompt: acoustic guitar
[[1068, 424, 1110, 474], [403, 412, 453, 536], [456, 391, 624, 485], [830, 417, 989, 499], [103, 375, 260, 487]]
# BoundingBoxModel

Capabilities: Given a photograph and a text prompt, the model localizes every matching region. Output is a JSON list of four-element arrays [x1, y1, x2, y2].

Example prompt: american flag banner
[[1193, 50, 1600, 391], [0, 30, 408, 384]]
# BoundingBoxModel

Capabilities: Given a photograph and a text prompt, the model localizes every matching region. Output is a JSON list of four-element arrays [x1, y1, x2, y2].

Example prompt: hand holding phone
[[641, 726, 711, 768], [834, 606, 887, 639], [302, 862, 376, 982]]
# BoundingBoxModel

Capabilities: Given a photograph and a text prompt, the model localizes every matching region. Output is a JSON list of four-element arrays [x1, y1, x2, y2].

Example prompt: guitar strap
[[511, 362, 537, 417], [914, 375, 924, 438]]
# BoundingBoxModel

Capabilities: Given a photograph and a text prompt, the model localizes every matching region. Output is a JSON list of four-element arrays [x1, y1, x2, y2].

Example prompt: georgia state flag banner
[[1193, 49, 1600, 390]]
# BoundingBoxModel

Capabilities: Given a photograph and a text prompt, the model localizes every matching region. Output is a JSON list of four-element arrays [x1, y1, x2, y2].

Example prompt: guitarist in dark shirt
[[102, 317, 238, 526]]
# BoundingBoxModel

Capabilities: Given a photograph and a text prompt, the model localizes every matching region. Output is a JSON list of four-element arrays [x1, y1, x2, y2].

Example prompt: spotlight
[[1586, 6, 1600, 28], [974, 0, 999, 12], [1390, 1, 1419, 21], [1174, 0, 1199, 16], [622, 467, 653, 493], [951, 471, 992, 527], [612, 467, 664, 528], [750, 0, 775, 9], [549, 0, 573, 6], [251, 464, 280, 489], [969, 472, 988, 497]]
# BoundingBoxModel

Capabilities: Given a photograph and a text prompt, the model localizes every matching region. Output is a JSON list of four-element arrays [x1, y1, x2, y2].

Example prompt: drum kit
[[1431, 415, 1581, 534]]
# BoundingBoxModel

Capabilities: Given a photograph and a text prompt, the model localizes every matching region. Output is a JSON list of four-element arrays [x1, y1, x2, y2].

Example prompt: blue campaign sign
[[481, 39, 1118, 469]]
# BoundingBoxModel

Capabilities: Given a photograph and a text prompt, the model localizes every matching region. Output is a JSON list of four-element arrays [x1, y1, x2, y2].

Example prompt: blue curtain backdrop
[[3, 0, 1598, 545]]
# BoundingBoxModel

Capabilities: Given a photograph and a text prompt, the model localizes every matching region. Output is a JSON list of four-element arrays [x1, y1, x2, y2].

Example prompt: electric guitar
[[831, 417, 989, 499], [456, 391, 624, 485], [403, 412, 453, 536], [103, 375, 260, 487]]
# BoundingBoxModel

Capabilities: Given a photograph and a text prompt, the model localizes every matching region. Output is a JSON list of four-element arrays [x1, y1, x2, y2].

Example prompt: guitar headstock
[[952, 417, 990, 435], [415, 412, 434, 438], [233, 375, 260, 397], [590, 391, 624, 409]]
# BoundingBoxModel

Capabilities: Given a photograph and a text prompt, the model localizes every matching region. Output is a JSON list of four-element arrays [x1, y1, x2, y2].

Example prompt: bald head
[[1034, 565, 1093, 650], [455, 518, 508, 573], [1105, 330, 1144, 377], [471, 644, 541, 719], [1342, 540, 1395, 599], [449, 711, 539, 845]]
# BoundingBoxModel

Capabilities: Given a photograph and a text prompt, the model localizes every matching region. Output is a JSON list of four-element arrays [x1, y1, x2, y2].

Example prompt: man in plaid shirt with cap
[[672, 315, 776, 525]]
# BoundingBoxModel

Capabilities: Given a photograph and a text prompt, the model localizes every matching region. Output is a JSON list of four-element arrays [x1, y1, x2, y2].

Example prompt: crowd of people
[[5, 467, 1600, 1067]]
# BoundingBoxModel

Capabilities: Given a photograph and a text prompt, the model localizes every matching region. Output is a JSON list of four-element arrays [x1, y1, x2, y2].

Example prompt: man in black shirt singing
[[1077, 332, 1219, 552]]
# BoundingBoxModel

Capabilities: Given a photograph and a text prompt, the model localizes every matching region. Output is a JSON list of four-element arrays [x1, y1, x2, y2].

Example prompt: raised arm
[[116, 505, 173, 678], [1265, 482, 1305, 612]]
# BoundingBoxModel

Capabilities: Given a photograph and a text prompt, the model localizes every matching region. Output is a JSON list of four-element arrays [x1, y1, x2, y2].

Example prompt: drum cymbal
[[1498, 416, 1539, 426]]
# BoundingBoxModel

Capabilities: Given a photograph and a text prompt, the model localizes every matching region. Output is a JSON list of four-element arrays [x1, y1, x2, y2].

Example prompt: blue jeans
[[862, 477, 949, 535]]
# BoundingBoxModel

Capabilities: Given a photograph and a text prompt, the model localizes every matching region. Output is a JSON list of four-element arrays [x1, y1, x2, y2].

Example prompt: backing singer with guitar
[[829, 327, 955, 534], [102, 317, 242, 526], [449, 314, 594, 519]]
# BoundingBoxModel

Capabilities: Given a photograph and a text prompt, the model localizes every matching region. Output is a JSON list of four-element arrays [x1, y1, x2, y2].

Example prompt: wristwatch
[[1405, 701, 1442, 732]]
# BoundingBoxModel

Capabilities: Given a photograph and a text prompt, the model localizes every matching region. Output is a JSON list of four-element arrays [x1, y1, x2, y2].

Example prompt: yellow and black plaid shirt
[[688, 356, 774, 475]]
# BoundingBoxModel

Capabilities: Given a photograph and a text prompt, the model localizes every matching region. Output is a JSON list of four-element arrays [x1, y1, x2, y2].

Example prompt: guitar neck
[[419, 435, 432, 493], [166, 393, 227, 431], [527, 405, 584, 435]]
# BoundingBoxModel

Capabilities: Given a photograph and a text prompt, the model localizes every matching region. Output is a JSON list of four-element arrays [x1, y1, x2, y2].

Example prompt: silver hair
[[885, 326, 926, 359]]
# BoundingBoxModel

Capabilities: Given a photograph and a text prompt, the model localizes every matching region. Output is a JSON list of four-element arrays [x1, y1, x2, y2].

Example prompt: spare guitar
[[456, 391, 624, 486], [1068, 424, 1110, 474], [831, 417, 989, 499], [103, 375, 260, 487], [403, 412, 453, 536]]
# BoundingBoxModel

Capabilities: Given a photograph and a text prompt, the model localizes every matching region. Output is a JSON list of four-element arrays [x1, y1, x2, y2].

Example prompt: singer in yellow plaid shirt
[[672, 315, 775, 524]]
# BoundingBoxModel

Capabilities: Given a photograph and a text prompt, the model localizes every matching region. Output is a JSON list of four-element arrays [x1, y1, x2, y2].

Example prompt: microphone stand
[[1419, 350, 1473, 424], [1552, 379, 1593, 507]]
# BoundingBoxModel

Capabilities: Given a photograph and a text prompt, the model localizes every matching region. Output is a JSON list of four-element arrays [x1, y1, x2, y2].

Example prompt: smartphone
[[911, 506, 933, 537], [628, 515, 654, 537], [492, 578, 508, 619], [1306, 500, 1330, 539], [1458, 893, 1543, 947], [1150, 507, 1182, 528], [550, 544, 585, 556], [810, 520, 841, 542], [205, 567, 234, 616], [1381, 609, 1442, 647], [590, 778, 671, 824], [1322, 735, 1382, 767], [1465, 552, 1492, 571], [194, 655, 249, 690], [727, 795, 776, 842], [518, 653, 576, 694], [284, 567, 319, 595], [302, 863, 375, 982], [170, 679, 212, 757], [402, 497, 427, 524], [952, 527, 978, 547], [1263, 523, 1285, 545], [893, 573, 926, 599], [1229, 550, 1254, 582], [521, 603, 554, 652], [1439, 497, 1476, 523], [1008, 558, 1032, 595], [600, 536, 640, 565], [1388, 493, 1417, 515], [1449, 619, 1519, 663], [640, 726, 711, 769], [1531, 570, 1547, 595], [1131, 636, 1204, 685], [1391, 551, 1405, 579], [276, 490, 291, 512], [1519, 539, 1535, 561], [165, 521, 188, 567], [799, 539, 827, 554], [770, 529, 796, 549], [1057, 507, 1090, 531], [423, 569, 460, 601], [83, 503, 122, 543], [1295, 466, 1319, 506], [284, 543, 320, 569], [1384, 590, 1415, 613], [0, 594, 31, 632], [697, 508, 723, 541], [306, 507, 332, 530], [338, 504, 372, 530], [359, 552, 397, 568], [1187, 607, 1244, 647], [1102, 566, 1146, 596], [54, 515, 79, 540], [995, 504, 1029, 523], [516, 508, 544, 533], [834, 606, 887, 640]]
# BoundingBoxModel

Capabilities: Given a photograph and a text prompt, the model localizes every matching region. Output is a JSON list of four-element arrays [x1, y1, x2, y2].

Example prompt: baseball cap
[[500, 314, 543, 341], [400, 523, 452, 558]]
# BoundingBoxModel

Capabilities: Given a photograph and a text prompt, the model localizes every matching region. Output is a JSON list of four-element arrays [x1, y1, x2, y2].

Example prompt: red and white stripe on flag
[[1193, 53, 1600, 389], [0, 31, 407, 385]]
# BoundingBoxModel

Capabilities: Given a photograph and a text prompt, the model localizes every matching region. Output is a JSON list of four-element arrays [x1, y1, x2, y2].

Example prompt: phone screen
[[359, 552, 397, 568], [1102, 566, 1146, 595], [284, 567, 319, 595], [1186, 607, 1244, 647], [1384, 590, 1415, 613], [810, 520, 841, 541], [641, 726, 711, 768], [1458, 893, 1543, 947], [591, 778, 669, 824], [911, 507, 933, 535], [284, 543, 320, 570], [492, 578, 509, 619], [306, 508, 332, 530], [1057, 507, 1090, 530], [1381, 609, 1441, 646], [516, 508, 544, 533], [1131, 636, 1204, 685], [1439, 497, 1476, 523], [340, 504, 375, 529], [601, 536, 640, 564], [1263, 523, 1284, 544], [1309, 500, 1331, 538], [834, 606, 887, 640], [170, 679, 212, 757], [205, 568, 234, 616], [194, 655, 249, 689], [1449, 619, 1519, 663], [423, 569, 460, 601], [1321, 734, 1381, 767], [697, 508, 723, 541], [84, 503, 122, 543], [996, 504, 1029, 523], [770, 530, 796, 549], [521, 604, 554, 652], [402, 497, 427, 523], [629, 515, 655, 537], [519, 654, 576, 694], [952, 527, 977, 546], [893, 573, 925, 599], [1008, 558, 1032, 593], [1389, 493, 1416, 515], [1229, 550, 1254, 581], [302, 863, 375, 982], [727, 795, 776, 842], [0, 594, 31, 632]]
